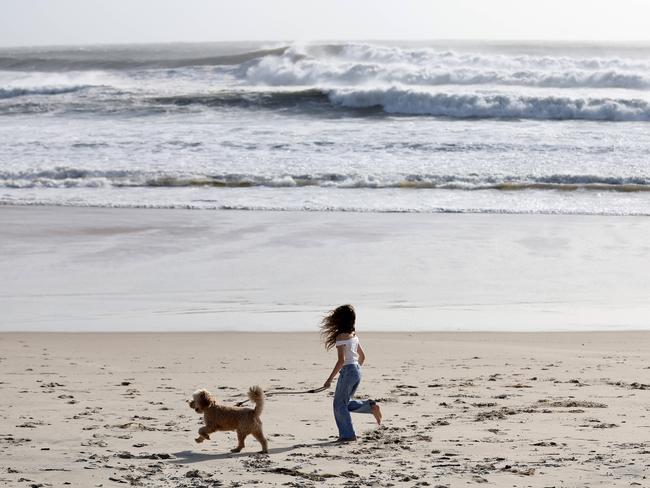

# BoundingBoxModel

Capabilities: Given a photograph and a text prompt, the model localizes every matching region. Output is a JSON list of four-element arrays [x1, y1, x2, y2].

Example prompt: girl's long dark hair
[[320, 304, 356, 350]]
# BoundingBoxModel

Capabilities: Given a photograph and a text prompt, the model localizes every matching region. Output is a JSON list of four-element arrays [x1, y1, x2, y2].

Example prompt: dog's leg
[[231, 430, 247, 453], [252, 428, 268, 454], [195, 426, 211, 443]]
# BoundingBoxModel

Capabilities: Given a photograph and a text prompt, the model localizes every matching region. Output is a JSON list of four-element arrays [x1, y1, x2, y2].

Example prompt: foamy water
[[2, 41, 650, 214]]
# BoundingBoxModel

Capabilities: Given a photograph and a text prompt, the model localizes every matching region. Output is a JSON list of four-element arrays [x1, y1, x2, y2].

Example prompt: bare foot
[[371, 403, 382, 425]]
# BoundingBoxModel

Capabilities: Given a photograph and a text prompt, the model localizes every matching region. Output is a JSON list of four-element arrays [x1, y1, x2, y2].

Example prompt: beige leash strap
[[235, 386, 328, 407]]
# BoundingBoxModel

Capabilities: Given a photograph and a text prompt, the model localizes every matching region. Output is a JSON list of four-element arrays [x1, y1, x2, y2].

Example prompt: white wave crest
[[327, 87, 650, 121], [332, 43, 650, 73], [244, 42, 650, 90], [247, 59, 650, 89]]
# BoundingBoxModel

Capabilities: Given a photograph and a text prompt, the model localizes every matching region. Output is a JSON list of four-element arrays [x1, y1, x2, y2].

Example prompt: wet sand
[[2, 206, 650, 332]]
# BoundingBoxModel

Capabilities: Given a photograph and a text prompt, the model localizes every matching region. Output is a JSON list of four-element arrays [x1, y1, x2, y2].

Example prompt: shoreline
[[5, 201, 650, 218], [7, 201, 650, 217]]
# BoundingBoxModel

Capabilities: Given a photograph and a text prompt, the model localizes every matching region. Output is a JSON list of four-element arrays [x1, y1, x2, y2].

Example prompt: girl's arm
[[357, 343, 366, 366], [324, 346, 345, 388]]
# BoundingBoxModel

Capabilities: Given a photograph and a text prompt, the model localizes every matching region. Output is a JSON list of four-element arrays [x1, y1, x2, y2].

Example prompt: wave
[[3, 168, 650, 192], [322, 42, 650, 73], [0, 85, 91, 99], [0, 47, 288, 71], [245, 45, 650, 90], [327, 87, 650, 121], [246, 61, 650, 90], [151, 87, 650, 121], [4, 42, 650, 89], [3, 42, 650, 121], [3, 85, 650, 121]]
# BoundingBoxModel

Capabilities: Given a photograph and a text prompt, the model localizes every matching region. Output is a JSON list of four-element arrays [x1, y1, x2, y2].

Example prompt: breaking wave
[[3, 86, 649, 121], [247, 63, 650, 90], [327, 87, 650, 120], [149, 88, 650, 121], [317, 43, 650, 72], [3, 42, 650, 120], [245, 44, 650, 90], [3, 168, 650, 192]]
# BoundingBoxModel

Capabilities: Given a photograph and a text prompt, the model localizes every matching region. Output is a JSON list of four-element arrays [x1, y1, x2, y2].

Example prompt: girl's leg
[[348, 398, 375, 414], [346, 366, 382, 423], [346, 366, 373, 414], [333, 366, 358, 439]]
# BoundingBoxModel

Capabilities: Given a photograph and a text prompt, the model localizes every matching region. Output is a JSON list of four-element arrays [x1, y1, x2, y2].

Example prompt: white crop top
[[335, 335, 360, 365]]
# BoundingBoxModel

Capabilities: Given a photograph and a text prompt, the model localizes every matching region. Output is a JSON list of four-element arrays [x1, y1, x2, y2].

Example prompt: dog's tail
[[248, 385, 265, 416]]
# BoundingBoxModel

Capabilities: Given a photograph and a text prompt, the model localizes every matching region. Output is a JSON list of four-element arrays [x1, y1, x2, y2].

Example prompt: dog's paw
[[195, 437, 205, 444], [230, 447, 242, 453]]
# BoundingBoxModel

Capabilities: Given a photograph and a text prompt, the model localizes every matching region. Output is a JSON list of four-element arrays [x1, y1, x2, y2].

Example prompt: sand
[[1, 206, 649, 485], [0, 331, 648, 487]]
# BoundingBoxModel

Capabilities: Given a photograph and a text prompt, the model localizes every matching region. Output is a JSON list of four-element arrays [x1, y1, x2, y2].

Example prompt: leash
[[235, 386, 328, 407]]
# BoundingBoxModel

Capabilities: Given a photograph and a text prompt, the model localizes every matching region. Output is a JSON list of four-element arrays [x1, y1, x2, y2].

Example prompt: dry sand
[[1, 332, 648, 487]]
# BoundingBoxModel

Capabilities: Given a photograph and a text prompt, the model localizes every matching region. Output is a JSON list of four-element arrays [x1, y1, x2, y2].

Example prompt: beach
[[1, 206, 649, 486], [1, 331, 648, 487], [2, 21, 650, 488]]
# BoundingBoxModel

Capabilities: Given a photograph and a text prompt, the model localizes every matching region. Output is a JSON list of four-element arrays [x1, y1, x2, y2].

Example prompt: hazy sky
[[2, 0, 650, 47]]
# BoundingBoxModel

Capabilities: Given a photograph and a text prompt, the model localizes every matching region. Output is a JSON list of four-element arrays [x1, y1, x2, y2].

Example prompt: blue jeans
[[333, 364, 375, 439]]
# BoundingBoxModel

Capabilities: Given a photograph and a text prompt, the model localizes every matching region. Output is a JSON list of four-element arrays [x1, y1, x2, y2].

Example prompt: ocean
[[2, 40, 650, 215]]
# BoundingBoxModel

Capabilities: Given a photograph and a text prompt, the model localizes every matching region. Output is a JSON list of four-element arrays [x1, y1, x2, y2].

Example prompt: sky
[[2, 0, 650, 47]]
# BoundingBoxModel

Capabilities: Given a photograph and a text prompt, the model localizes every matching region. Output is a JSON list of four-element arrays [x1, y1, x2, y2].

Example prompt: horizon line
[[2, 38, 650, 50]]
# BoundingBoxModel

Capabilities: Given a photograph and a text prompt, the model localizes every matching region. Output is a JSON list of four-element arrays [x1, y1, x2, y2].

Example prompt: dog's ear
[[197, 390, 212, 408]]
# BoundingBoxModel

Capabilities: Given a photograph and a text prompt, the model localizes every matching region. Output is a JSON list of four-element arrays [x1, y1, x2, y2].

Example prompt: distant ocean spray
[[2, 41, 650, 214]]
